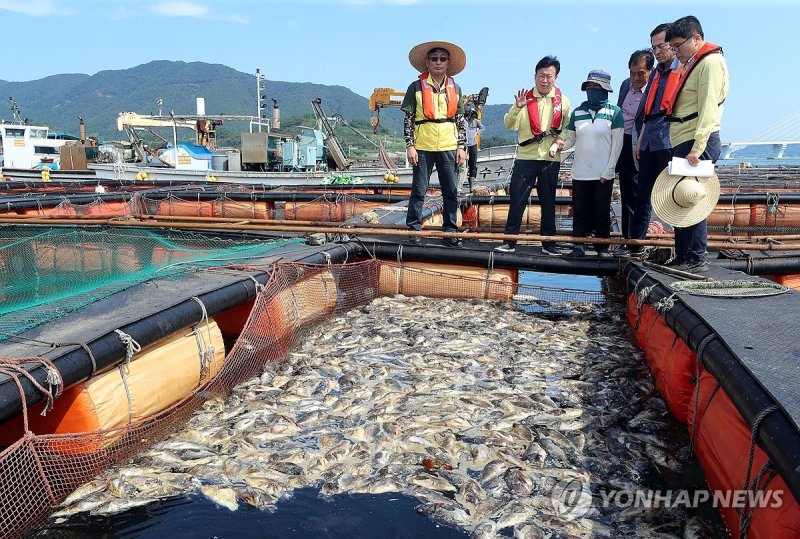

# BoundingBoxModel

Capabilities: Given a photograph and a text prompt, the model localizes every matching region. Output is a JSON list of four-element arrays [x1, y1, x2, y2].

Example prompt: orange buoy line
[[2, 214, 800, 252]]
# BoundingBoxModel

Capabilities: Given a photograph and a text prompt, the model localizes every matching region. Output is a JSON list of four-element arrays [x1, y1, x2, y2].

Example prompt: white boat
[[0, 98, 82, 172]]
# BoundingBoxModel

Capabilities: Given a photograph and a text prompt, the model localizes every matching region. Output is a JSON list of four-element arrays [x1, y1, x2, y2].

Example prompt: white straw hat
[[651, 167, 720, 227], [408, 41, 466, 76]]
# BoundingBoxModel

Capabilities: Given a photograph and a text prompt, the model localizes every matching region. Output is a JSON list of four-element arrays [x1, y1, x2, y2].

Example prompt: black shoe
[[629, 246, 649, 258], [443, 237, 463, 248], [407, 236, 421, 245], [541, 244, 562, 256], [613, 245, 631, 257], [494, 243, 516, 253], [677, 260, 710, 274], [568, 246, 586, 258]]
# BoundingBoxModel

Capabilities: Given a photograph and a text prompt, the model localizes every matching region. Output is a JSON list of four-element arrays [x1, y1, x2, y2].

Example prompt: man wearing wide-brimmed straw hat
[[402, 40, 467, 247], [661, 15, 729, 273]]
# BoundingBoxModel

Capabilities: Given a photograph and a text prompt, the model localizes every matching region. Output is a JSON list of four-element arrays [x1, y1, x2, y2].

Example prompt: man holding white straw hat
[[659, 15, 728, 273], [402, 40, 467, 247], [652, 170, 720, 265]]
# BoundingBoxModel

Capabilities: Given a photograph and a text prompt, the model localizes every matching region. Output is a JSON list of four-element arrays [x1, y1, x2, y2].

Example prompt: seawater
[[718, 157, 800, 168], [39, 488, 468, 538]]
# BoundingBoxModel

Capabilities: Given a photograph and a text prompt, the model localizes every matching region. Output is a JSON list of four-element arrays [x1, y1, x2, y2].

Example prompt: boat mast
[[256, 69, 267, 133]]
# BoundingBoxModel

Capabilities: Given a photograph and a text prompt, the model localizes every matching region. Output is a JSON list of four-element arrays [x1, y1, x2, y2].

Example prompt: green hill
[[0, 60, 517, 148]]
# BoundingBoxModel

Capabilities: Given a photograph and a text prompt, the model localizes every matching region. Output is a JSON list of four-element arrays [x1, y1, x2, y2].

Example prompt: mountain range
[[0, 60, 516, 145]]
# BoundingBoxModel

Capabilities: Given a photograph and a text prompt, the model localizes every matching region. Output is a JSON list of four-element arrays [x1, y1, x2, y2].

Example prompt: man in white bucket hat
[[402, 40, 467, 248]]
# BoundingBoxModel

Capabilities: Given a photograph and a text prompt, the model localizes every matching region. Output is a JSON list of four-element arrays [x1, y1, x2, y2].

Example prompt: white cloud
[[150, 1, 210, 18], [0, 0, 71, 16]]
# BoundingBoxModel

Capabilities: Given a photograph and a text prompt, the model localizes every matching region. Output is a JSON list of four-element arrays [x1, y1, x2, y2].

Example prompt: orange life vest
[[417, 73, 458, 123], [643, 64, 683, 121], [660, 42, 724, 122], [526, 87, 562, 136]]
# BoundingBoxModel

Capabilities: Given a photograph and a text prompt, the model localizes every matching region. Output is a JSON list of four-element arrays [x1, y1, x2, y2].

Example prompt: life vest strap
[[415, 118, 457, 125], [519, 128, 562, 146]]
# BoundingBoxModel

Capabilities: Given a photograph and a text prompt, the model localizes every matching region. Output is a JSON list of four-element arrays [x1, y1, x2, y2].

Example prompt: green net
[[0, 225, 304, 340]]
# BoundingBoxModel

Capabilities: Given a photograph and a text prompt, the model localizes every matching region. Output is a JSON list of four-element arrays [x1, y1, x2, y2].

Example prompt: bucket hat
[[408, 41, 466, 76], [580, 69, 614, 92], [651, 167, 720, 227]]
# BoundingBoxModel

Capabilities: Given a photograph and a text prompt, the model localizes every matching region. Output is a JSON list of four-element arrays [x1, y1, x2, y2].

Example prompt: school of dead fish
[[44, 294, 713, 538]]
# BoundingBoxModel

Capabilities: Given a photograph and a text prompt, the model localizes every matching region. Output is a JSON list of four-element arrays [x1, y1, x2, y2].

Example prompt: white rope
[[654, 292, 679, 314], [190, 297, 217, 384], [113, 329, 142, 375]]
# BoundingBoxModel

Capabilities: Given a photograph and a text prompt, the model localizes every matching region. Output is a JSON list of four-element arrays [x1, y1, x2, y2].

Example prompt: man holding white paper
[[662, 15, 728, 272]]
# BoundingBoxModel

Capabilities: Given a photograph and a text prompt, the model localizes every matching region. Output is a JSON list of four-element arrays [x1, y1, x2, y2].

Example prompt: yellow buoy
[[208, 176, 217, 182]]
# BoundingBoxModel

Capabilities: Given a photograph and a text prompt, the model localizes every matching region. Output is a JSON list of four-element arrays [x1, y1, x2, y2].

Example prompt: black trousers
[[671, 132, 721, 262], [503, 159, 560, 246], [572, 179, 613, 252], [466, 144, 478, 184], [406, 149, 459, 231], [630, 147, 672, 240], [615, 133, 638, 238]]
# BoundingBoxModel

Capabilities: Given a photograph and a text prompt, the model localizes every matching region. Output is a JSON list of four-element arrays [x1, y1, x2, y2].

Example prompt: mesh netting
[[0, 226, 304, 340], [668, 279, 791, 298], [0, 259, 606, 538]]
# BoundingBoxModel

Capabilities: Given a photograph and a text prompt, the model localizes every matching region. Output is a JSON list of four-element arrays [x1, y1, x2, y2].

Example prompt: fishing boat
[[0, 99, 81, 171]]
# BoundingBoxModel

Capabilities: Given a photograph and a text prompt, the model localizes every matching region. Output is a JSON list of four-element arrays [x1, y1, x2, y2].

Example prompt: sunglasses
[[428, 56, 450, 63]]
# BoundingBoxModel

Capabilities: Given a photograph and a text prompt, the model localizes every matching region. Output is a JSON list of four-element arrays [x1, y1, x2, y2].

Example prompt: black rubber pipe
[[0, 242, 362, 424], [364, 240, 621, 276], [624, 264, 800, 503]]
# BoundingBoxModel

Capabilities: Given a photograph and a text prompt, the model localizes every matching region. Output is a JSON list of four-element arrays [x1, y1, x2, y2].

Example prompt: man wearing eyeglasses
[[614, 49, 654, 255], [494, 56, 570, 256], [629, 23, 681, 258], [403, 40, 467, 248], [661, 15, 728, 272]]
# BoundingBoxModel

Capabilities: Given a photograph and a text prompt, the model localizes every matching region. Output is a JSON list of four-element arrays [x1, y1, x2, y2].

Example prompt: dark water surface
[[37, 488, 469, 538]]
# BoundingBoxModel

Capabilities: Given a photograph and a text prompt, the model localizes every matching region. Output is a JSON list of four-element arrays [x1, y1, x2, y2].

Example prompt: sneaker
[[598, 250, 613, 258], [613, 245, 631, 257], [629, 246, 649, 258], [541, 244, 562, 257], [407, 236, 421, 245], [680, 260, 710, 274], [568, 246, 586, 258], [443, 237, 463, 248], [494, 243, 516, 253]]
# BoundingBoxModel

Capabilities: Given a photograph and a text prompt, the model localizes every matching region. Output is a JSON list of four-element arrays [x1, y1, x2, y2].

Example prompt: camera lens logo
[[550, 478, 592, 520]]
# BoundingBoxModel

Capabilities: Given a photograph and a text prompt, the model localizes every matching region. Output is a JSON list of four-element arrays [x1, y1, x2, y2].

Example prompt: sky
[[0, 0, 797, 142]]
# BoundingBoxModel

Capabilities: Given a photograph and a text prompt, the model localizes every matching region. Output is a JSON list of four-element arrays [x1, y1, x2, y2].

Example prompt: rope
[[634, 282, 655, 331], [190, 297, 217, 384], [113, 329, 142, 375], [0, 358, 59, 427], [484, 252, 495, 299], [653, 292, 678, 314], [740, 405, 781, 506], [739, 461, 779, 539], [688, 333, 717, 454], [117, 361, 134, 425]]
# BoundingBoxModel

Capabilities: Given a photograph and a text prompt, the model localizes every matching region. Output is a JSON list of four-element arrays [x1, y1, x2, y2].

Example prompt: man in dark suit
[[614, 49, 654, 254]]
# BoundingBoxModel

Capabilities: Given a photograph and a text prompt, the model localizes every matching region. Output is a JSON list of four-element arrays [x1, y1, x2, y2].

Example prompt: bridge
[[721, 110, 800, 159]]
